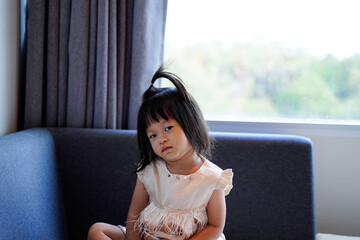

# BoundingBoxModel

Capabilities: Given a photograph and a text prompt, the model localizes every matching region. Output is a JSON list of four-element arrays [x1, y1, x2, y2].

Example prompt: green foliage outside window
[[164, 42, 360, 121]]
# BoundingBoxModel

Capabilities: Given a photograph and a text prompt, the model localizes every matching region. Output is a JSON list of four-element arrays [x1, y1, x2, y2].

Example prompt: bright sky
[[165, 0, 360, 59]]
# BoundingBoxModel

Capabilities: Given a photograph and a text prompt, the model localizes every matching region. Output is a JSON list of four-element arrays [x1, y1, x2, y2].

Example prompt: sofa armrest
[[0, 129, 67, 239]]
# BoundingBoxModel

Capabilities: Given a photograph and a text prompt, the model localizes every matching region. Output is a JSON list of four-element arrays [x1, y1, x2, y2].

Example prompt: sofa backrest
[[211, 132, 314, 239], [0, 129, 67, 240], [1, 128, 314, 240], [48, 128, 314, 240], [48, 128, 140, 240]]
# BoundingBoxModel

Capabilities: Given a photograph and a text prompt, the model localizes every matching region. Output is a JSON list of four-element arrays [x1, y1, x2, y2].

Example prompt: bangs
[[143, 106, 172, 129], [141, 88, 178, 130]]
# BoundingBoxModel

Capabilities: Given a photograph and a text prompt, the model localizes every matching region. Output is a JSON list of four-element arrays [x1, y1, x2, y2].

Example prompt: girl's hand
[[189, 189, 226, 240]]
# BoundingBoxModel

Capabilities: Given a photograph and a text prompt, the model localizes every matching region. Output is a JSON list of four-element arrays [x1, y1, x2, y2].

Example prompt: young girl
[[88, 66, 233, 240]]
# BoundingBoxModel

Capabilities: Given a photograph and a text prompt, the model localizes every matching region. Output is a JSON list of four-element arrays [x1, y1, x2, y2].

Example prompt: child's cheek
[[151, 142, 160, 155]]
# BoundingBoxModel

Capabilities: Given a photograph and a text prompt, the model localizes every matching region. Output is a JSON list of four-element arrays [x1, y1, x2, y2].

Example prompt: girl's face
[[146, 117, 194, 164]]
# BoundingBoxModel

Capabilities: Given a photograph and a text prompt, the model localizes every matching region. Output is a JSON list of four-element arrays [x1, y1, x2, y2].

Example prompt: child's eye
[[165, 126, 173, 131], [149, 134, 157, 139]]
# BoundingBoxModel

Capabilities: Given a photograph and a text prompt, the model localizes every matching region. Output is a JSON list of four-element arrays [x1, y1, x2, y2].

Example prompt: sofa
[[0, 128, 314, 240]]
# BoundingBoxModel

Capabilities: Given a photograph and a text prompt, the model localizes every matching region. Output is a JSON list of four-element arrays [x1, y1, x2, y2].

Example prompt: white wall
[[313, 134, 360, 236], [0, 0, 19, 136], [208, 120, 360, 236]]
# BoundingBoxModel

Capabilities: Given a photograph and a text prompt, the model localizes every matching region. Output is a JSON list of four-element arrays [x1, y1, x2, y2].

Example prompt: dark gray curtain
[[24, 0, 167, 129]]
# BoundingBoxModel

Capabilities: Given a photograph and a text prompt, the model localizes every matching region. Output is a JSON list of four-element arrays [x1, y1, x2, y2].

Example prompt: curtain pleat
[[24, 0, 46, 129], [107, 0, 117, 129], [24, 0, 167, 130], [57, 0, 71, 127], [85, 0, 97, 128], [67, 0, 90, 128], [46, 0, 59, 127], [93, 0, 108, 128], [116, 0, 127, 129]]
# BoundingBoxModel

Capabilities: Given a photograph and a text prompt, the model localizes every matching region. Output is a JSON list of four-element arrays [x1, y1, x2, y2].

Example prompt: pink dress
[[135, 159, 233, 240]]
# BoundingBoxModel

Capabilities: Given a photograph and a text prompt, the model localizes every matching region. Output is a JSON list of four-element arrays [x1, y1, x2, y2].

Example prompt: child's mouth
[[162, 146, 171, 152]]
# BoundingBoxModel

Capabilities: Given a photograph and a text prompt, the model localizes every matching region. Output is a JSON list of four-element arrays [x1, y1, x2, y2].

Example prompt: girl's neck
[[165, 152, 204, 175]]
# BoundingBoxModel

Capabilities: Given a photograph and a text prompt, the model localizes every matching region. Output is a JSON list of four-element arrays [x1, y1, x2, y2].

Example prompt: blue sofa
[[0, 128, 314, 240]]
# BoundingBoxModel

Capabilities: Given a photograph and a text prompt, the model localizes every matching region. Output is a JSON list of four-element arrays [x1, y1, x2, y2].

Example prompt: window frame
[[207, 119, 360, 138]]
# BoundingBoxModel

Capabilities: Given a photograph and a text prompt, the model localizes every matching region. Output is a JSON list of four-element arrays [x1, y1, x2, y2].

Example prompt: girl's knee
[[88, 222, 107, 239], [88, 222, 125, 240]]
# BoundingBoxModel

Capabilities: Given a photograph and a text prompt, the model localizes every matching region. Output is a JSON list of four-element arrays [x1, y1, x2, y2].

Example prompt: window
[[163, 0, 360, 123]]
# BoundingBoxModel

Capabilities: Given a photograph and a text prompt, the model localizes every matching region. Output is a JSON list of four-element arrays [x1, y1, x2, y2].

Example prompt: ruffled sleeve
[[136, 162, 151, 184], [137, 171, 145, 183], [215, 169, 233, 196]]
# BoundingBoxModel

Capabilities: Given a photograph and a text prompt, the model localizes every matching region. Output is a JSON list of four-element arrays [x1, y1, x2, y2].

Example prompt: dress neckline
[[159, 157, 207, 177]]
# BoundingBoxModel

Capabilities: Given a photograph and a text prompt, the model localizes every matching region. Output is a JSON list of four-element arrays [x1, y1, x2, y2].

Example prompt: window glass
[[163, 0, 360, 122]]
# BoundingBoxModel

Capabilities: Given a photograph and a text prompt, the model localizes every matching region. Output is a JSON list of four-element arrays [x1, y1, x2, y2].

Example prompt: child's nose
[[159, 135, 168, 144]]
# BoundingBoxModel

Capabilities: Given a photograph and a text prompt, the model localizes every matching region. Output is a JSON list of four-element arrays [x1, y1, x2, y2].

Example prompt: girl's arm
[[126, 177, 149, 240], [190, 189, 226, 240]]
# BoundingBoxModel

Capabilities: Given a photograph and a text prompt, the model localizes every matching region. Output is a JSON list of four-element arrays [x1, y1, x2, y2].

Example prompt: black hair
[[136, 66, 211, 172]]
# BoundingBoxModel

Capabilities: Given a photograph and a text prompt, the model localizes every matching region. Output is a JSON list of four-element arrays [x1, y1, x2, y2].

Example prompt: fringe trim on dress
[[135, 202, 208, 240]]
